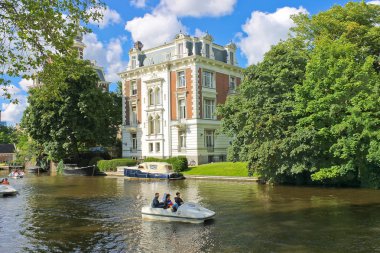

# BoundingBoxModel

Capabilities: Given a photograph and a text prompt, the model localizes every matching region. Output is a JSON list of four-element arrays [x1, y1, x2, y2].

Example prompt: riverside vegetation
[[218, 2, 380, 188]]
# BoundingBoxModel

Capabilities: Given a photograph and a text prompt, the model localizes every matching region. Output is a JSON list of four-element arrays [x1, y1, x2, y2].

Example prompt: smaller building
[[0, 144, 16, 163]]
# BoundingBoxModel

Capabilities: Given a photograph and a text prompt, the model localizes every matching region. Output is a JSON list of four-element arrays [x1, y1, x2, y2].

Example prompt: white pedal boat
[[142, 202, 215, 223], [0, 185, 18, 197]]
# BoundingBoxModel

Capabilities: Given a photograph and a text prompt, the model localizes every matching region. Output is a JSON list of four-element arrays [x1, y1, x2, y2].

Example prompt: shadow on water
[[0, 172, 380, 252]]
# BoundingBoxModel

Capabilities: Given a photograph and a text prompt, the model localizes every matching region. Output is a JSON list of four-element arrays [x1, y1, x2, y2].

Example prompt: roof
[[0, 144, 15, 153]]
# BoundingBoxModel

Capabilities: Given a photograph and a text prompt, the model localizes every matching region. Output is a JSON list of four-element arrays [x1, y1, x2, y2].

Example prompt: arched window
[[148, 115, 154, 134], [155, 87, 161, 105], [148, 89, 154, 106], [155, 115, 161, 134]]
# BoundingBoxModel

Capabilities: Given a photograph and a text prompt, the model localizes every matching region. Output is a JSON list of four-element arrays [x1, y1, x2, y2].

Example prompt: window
[[155, 115, 161, 134], [131, 56, 136, 69], [203, 71, 214, 88], [155, 87, 161, 105], [149, 143, 153, 152], [205, 130, 214, 147], [178, 43, 183, 57], [132, 134, 137, 150], [230, 52, 234, 65], [148, 116, 154, 134], [130, 81, 137, 96], [229, 76, 236, 91], [131, 106, 137, 125], [148, 89, 154, 106], [205, 44, 210, 58], [177, 71, 186, 88], [179, 99, 186, 119], [155, 142, 160, 152], [204, 99, 215, 119], [179, 131, 186, 148]]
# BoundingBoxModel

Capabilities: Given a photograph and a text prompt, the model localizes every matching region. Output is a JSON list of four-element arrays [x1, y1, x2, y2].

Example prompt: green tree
[[218, 39, 308, 182], [0, 125, 17, 143], [0, 0, 104, 98], [22, 54, 119, 161]]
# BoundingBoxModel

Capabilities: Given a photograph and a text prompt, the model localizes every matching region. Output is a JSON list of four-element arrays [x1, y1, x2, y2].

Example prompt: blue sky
[[2, 0, 378, 125]]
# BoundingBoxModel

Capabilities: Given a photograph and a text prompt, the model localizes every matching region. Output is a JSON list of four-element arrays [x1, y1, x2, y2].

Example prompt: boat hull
[[63, 166, 105, 176], [124, 168, 184, 180], [0, 185, 18, 197], [141, 202, 215, 223]]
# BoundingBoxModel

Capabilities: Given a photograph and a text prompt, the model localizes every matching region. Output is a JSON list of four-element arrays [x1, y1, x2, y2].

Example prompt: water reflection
[[0, 171, 380, 252]]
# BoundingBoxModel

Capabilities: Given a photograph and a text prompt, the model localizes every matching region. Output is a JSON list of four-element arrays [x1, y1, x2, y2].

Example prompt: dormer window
[[230, 52, 234, 65], [177, 43, 183, 58], [131, 56, 136, 69]]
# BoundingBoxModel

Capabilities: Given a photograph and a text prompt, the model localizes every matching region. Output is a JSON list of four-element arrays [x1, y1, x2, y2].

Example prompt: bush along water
[[97, 158, 137, 172], [144, 156, 188, 172]]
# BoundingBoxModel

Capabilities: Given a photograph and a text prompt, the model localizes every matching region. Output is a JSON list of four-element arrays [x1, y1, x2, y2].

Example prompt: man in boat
[[173, 192, 184, 212], [0, 178, 10, 185], [152, 193, 164, 208]]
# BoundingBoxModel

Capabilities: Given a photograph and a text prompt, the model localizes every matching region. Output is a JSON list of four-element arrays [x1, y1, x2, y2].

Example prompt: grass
[[183, 162, 249, 177]]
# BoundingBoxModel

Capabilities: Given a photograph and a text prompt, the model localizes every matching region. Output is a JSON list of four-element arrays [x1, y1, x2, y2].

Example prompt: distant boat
[[63, 165, 105, 176], [124, 162, 184, 180]]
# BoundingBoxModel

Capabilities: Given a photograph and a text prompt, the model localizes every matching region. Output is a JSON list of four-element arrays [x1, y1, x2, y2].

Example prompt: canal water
[[1, 171, 380, 253]]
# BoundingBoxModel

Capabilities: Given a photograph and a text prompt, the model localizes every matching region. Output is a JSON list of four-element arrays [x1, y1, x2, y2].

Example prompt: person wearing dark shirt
[[173, 192, 184, 212], [152, 193, 164, 208]]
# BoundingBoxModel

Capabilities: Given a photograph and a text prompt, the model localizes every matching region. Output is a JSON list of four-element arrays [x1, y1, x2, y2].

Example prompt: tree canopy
[[0, 0, 104, 98], [219, 2, 380, 187], [22, 55, 119, 161]]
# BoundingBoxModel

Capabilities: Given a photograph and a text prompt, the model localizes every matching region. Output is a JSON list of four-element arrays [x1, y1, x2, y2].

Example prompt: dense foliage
[[0, 0, 104, 97], [22, 55, 120, 161], [0, 125, 17, 143], [144, 156, 188, 172], [97, 158, 138, 172], [219, 2, 380, 187]]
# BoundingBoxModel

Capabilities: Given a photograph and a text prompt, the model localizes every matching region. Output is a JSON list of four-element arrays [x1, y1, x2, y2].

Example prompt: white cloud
[[157, 0, 237, 17], [125, 13, 186, 49], [367, 1, 380, 5], [131, 0, 147, 8], [19, 78, 34, 92], [89, 7, 122, 29], [238, 6, 308, 65], [194, 28, 206, 38], [1, 84, 28, 125], [83, 33, 127, 82]]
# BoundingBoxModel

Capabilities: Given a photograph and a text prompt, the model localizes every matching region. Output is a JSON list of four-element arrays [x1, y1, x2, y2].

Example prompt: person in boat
[[1, 178, 10, 185], [152, 193, 164, 208], [172, 192, 184, 212], [163, 193, 173, 209]]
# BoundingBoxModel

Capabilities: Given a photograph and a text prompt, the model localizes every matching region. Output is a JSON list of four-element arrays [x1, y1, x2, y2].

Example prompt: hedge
[[97, 158, 137, 172], [144, 156, 188, 172]]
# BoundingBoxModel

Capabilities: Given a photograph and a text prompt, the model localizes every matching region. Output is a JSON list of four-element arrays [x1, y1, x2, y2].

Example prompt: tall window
[[155, 87, 161, 105], [148, 89, 154, 106], [205, 44, 210, 58], [205, 130, 214, 147], [229, 76, 236, 91], [177, 43, 183, 58], [131, 106, 137, 125], [155, 115, 161, 134], [179, 99, 186, 119], [148, 116, 154, 134], [203, 71, 214, 88], [177, 71, 186, 88], [130, 80, 137, 96], [149, 143, 153, 152], [204, 99, 215, 119], [155, 142, 160, 152], [131, 134, 137, 150], [179, 131, 186, 149], [131, 56, 136, 69], [230, 52, 234, 65]]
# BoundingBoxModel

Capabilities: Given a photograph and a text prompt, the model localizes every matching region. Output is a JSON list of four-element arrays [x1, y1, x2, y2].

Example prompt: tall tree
[[0, 125, 17, 143], [22, 55, 119, 161], [0, 0, 104, 98]]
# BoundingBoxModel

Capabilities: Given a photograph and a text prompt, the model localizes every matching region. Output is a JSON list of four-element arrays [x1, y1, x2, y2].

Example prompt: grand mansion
[[119, 33, 243, 165]]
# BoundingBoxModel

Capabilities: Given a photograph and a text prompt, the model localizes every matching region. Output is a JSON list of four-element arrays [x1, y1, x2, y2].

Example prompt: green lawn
[[183, 162, 249, 177]]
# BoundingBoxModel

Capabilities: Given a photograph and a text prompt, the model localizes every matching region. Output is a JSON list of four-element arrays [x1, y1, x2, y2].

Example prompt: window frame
[[178, 99, 186, 120], [177, 71, 186, 88], [205, 130, 214, 147], [203, 98, 215, 119], [202, 70, 214, 88]]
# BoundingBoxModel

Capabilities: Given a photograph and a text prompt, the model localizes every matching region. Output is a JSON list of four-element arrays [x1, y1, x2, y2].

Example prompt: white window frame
[[131, 134, 137, 149], [177, 43, 183, 58], [178, 99, 186, 120], [130, 105, 137, 125], [229, 76, 236, 91], [130, 80, 137, 96], [205, 130, 214, 147], [148, 89, 154, 106], [155, 87, 161, 105], [155, 115, 161, 134], [204, 99, 215, 119], [131, 56, 136, 69], [205, 44, 210, 58], [179, 131, 186, 148], [203, 71, 214, 88], [177, 71, 186, 88], [149, 143, 153, 152], [148, 116, 154, 135], [155, 142, 160, 152]]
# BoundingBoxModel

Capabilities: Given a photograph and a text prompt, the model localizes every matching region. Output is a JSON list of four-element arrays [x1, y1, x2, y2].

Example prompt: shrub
[[97, 158, 137, 172], [144, 156, 188, 172], [89, 156, 103, 166]]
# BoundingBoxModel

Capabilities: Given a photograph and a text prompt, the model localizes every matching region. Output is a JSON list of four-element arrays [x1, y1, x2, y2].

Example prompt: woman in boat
[[1, 178, 10, 185], [163, 194, 173, 209]]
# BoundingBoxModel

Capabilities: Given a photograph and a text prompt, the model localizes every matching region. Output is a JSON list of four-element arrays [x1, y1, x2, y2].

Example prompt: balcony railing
[[207, 146, 214, 152], [130, 148, 137, 153]]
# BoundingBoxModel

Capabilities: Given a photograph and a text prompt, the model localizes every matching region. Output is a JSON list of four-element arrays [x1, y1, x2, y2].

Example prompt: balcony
[[130, 148, 138, 153], [173, 118, 187, 130]]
